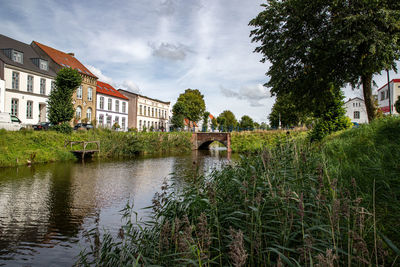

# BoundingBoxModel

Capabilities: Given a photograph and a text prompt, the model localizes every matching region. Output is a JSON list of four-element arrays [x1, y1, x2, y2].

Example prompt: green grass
[[0, 129, 192, 167], [77, 117, 400, 266]]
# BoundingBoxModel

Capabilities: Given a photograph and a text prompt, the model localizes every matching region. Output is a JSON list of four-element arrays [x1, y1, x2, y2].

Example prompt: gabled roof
[[118, 89, 171, 105], [344, 97, 364, 104], [377, 79, 400, 92], [32, 41, 97, 78], [97, 81, 129, 100], [0, 34, 56, 77], [184, 118, 198, 127]]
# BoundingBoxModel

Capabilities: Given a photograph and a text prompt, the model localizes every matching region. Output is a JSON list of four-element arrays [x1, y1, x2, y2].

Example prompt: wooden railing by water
[[64, 140, 100, 159]]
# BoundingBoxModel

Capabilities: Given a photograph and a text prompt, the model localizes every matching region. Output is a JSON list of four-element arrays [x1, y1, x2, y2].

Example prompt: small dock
[[64, 140, 100, 159]]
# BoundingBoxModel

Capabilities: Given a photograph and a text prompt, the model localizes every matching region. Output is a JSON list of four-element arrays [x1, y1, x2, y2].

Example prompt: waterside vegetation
[[78, 116, 400, 266]]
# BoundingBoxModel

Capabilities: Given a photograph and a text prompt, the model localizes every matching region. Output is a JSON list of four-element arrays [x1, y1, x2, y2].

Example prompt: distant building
[[0, 34, 56, 125], [31, 41, 98, 124], [96, 81, 129, 131], [344, 97, 368, 124], [118, 89, 170, 131], [197, 113, 216, 132], [377, 79, 400, 114]]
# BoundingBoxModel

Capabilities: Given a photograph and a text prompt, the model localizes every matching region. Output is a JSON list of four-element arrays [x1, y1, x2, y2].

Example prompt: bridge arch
[[191, 132, 231, 152]]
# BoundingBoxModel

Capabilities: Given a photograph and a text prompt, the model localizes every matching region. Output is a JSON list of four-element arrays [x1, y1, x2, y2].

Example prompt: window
[[76, 106, 82, 119], [148, 121, 150, 128], [144, 106, 146, 116], [12, 72, 19, 89], [86, 108, 92, 121], [380, 91, 385, 101], [108, 99, 112, 111], [99, 114, 104, 125], [139, 120, 142, 130], [12, 50, 23, 63], [88, 87, 93, 101], [140, 105, 142, 115], [77, 86, 82, 99], [122, 102, 126, 113], [158, 109, 160, 118], [148, 107, 150, 116], [115, 100, 120, 113], [122, 117, 126, 130], [115, 116, 119, 126], [354, 111, 360, 119], [26, 101, 33, 119], [155, 122, 158, 129], [40, 78, 46, 95], [100, 97, 104, 109], [27, 76, 34, 92], [152, 108, 154, 117], [39, 59, 48, 71], [51, 81, 55, 92], [106, 116, 112, 127], [11, 99, 18, 116]]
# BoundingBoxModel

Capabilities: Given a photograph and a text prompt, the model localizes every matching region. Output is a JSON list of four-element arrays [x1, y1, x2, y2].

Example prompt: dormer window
[[39, 59, 48, 71], [12, 50, 23, 63]]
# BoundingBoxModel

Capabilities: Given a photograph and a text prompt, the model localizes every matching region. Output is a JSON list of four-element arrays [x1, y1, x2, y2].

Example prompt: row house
[[0, 34, 56, 125], [96, 81, 129, 131], [31, 41, 98, 124], [343, 97, 368, 124], [377, 79, 400, 114], [118, 89, 170, 131]]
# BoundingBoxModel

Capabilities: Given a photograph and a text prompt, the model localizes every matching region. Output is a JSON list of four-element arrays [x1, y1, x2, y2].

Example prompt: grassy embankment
[[0, 129, 192, 167], [78, 117, 400, 266]]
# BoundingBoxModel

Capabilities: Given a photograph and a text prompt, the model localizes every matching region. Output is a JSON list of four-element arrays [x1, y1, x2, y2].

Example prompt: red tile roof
[[33, 41, 97, 78], [97, 81, 129, 100], [209, 114, 215, 120], [184, 118, 198, 127], [377, 79, 400, 92]]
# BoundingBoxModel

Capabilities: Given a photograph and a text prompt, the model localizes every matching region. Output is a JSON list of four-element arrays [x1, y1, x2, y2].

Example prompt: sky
[[0, 0, 398, 123]]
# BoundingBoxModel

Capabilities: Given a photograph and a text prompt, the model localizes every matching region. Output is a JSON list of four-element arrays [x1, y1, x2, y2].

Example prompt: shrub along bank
[[78, 117, 400, 266], [0, 129, 192, 167]]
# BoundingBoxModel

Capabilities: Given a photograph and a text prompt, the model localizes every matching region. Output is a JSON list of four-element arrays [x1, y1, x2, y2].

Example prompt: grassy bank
[[0, 129, 192, 167], [231, 129, 307, 152], [78, 117, 400, 266]]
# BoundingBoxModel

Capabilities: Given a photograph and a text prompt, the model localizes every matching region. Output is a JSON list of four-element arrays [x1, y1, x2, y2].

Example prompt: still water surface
[[0, 149, 235, 266]]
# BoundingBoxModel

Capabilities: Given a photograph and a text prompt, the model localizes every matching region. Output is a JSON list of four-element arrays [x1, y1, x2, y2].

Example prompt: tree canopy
[[176, 89, 206, 124], [239, 115, 254, 130], [217, 110, 237, 132], [171, 101, 185, 130], [250, 0, 400, 122], [269, 93, 309, 128], [48, 68, 82, 125]]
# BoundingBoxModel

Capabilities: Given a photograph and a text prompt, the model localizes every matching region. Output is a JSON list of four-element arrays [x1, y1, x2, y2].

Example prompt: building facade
[[377, 79, 400, 114], [118, 89, 170, 131], [32, 41, 97, 124], [344, 97, 368, 124], [0, 34, 56, 125], [96, 81, 129, 131]]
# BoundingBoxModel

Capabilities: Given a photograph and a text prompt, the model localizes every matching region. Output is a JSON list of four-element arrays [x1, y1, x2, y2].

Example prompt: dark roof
[[97, 81, 129, 100], [118, 89, 170, 105], [33, 41, 97, 78], [0, 34, 56, 77]]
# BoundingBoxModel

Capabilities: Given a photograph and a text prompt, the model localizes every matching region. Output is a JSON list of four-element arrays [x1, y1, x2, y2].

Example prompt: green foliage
[[239, 115, 254, 130], [217, 110, 237, 132], [395, 96, 400, 113], [48, 68, 82, 126], [77, 117, 400, 266], [250, 0, 400, 122], [269, 93, 310, 128], [211, 117, 218, 131], [202, 111, 210, 131], [171, 101, 185, 130], [174, 89, 206, 127], [52, 122, 72, 134]]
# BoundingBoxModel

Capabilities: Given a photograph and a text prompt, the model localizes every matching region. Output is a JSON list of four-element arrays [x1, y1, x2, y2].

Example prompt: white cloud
[[150, 42, 192, 61], [87, 65, 113, 84], [118, 80, 141, 94], [220, 84, 271, 107]]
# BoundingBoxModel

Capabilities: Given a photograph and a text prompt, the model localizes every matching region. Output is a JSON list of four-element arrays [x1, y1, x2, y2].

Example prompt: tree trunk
[[362, 73, 375, 122]]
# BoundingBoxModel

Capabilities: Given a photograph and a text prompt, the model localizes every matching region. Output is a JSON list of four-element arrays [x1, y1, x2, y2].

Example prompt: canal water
[[0, 149, 235, 266]]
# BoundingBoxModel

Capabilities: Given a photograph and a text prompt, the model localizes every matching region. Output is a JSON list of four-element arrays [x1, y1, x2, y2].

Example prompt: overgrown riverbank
[[0, 130, 192, 167], [78, 117, 400, 266]]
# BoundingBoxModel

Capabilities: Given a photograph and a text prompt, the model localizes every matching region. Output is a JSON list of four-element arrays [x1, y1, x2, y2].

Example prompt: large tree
[[217, 110, 237, 132], [269, 93, 309, 129], [175, 89, 206, 128], [171, 101, 185, 130], [48, 68, 82, 125], [239, 115, 254, 131], [250, 0, 400, 122]]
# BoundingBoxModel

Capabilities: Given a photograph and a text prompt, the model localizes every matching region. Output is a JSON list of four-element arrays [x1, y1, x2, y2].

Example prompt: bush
[[52, 122, 72, 134]]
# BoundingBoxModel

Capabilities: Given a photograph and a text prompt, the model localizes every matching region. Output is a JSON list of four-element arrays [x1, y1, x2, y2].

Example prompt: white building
[[96, 81, 129, 131], [0, 34, 56, 125], [344, 97, 368, 124], [118, 89, 170, 132], [377, 79, 400, 114]]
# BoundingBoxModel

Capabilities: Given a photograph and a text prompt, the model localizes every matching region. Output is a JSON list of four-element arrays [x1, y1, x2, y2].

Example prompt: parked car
[[0, 112, 22, 131], [74, 123, 94, 130], [33, 122, 53, 130]]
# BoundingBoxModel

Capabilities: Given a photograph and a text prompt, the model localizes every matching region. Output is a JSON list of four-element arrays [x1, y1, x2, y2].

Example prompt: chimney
[[68, 52, 75, 56]]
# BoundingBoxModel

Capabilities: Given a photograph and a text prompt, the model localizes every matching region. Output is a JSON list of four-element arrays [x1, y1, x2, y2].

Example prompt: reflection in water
[[0, 149, 236, 266]]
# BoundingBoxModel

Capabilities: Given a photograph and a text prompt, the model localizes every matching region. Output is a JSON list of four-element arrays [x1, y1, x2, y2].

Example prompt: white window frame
[[40, 78, 46, 95], [88, 87, 93, 101], [12, 72, 19, 90], [27, 75, 34, 92], [100, 97, 104, 109], [77, 86, 83, 99], [12, 50, 23, 63], [26, 101, 33, 119]]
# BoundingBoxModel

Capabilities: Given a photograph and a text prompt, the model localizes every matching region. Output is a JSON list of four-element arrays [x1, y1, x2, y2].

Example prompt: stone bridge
[[191, 132, 231, 152]]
